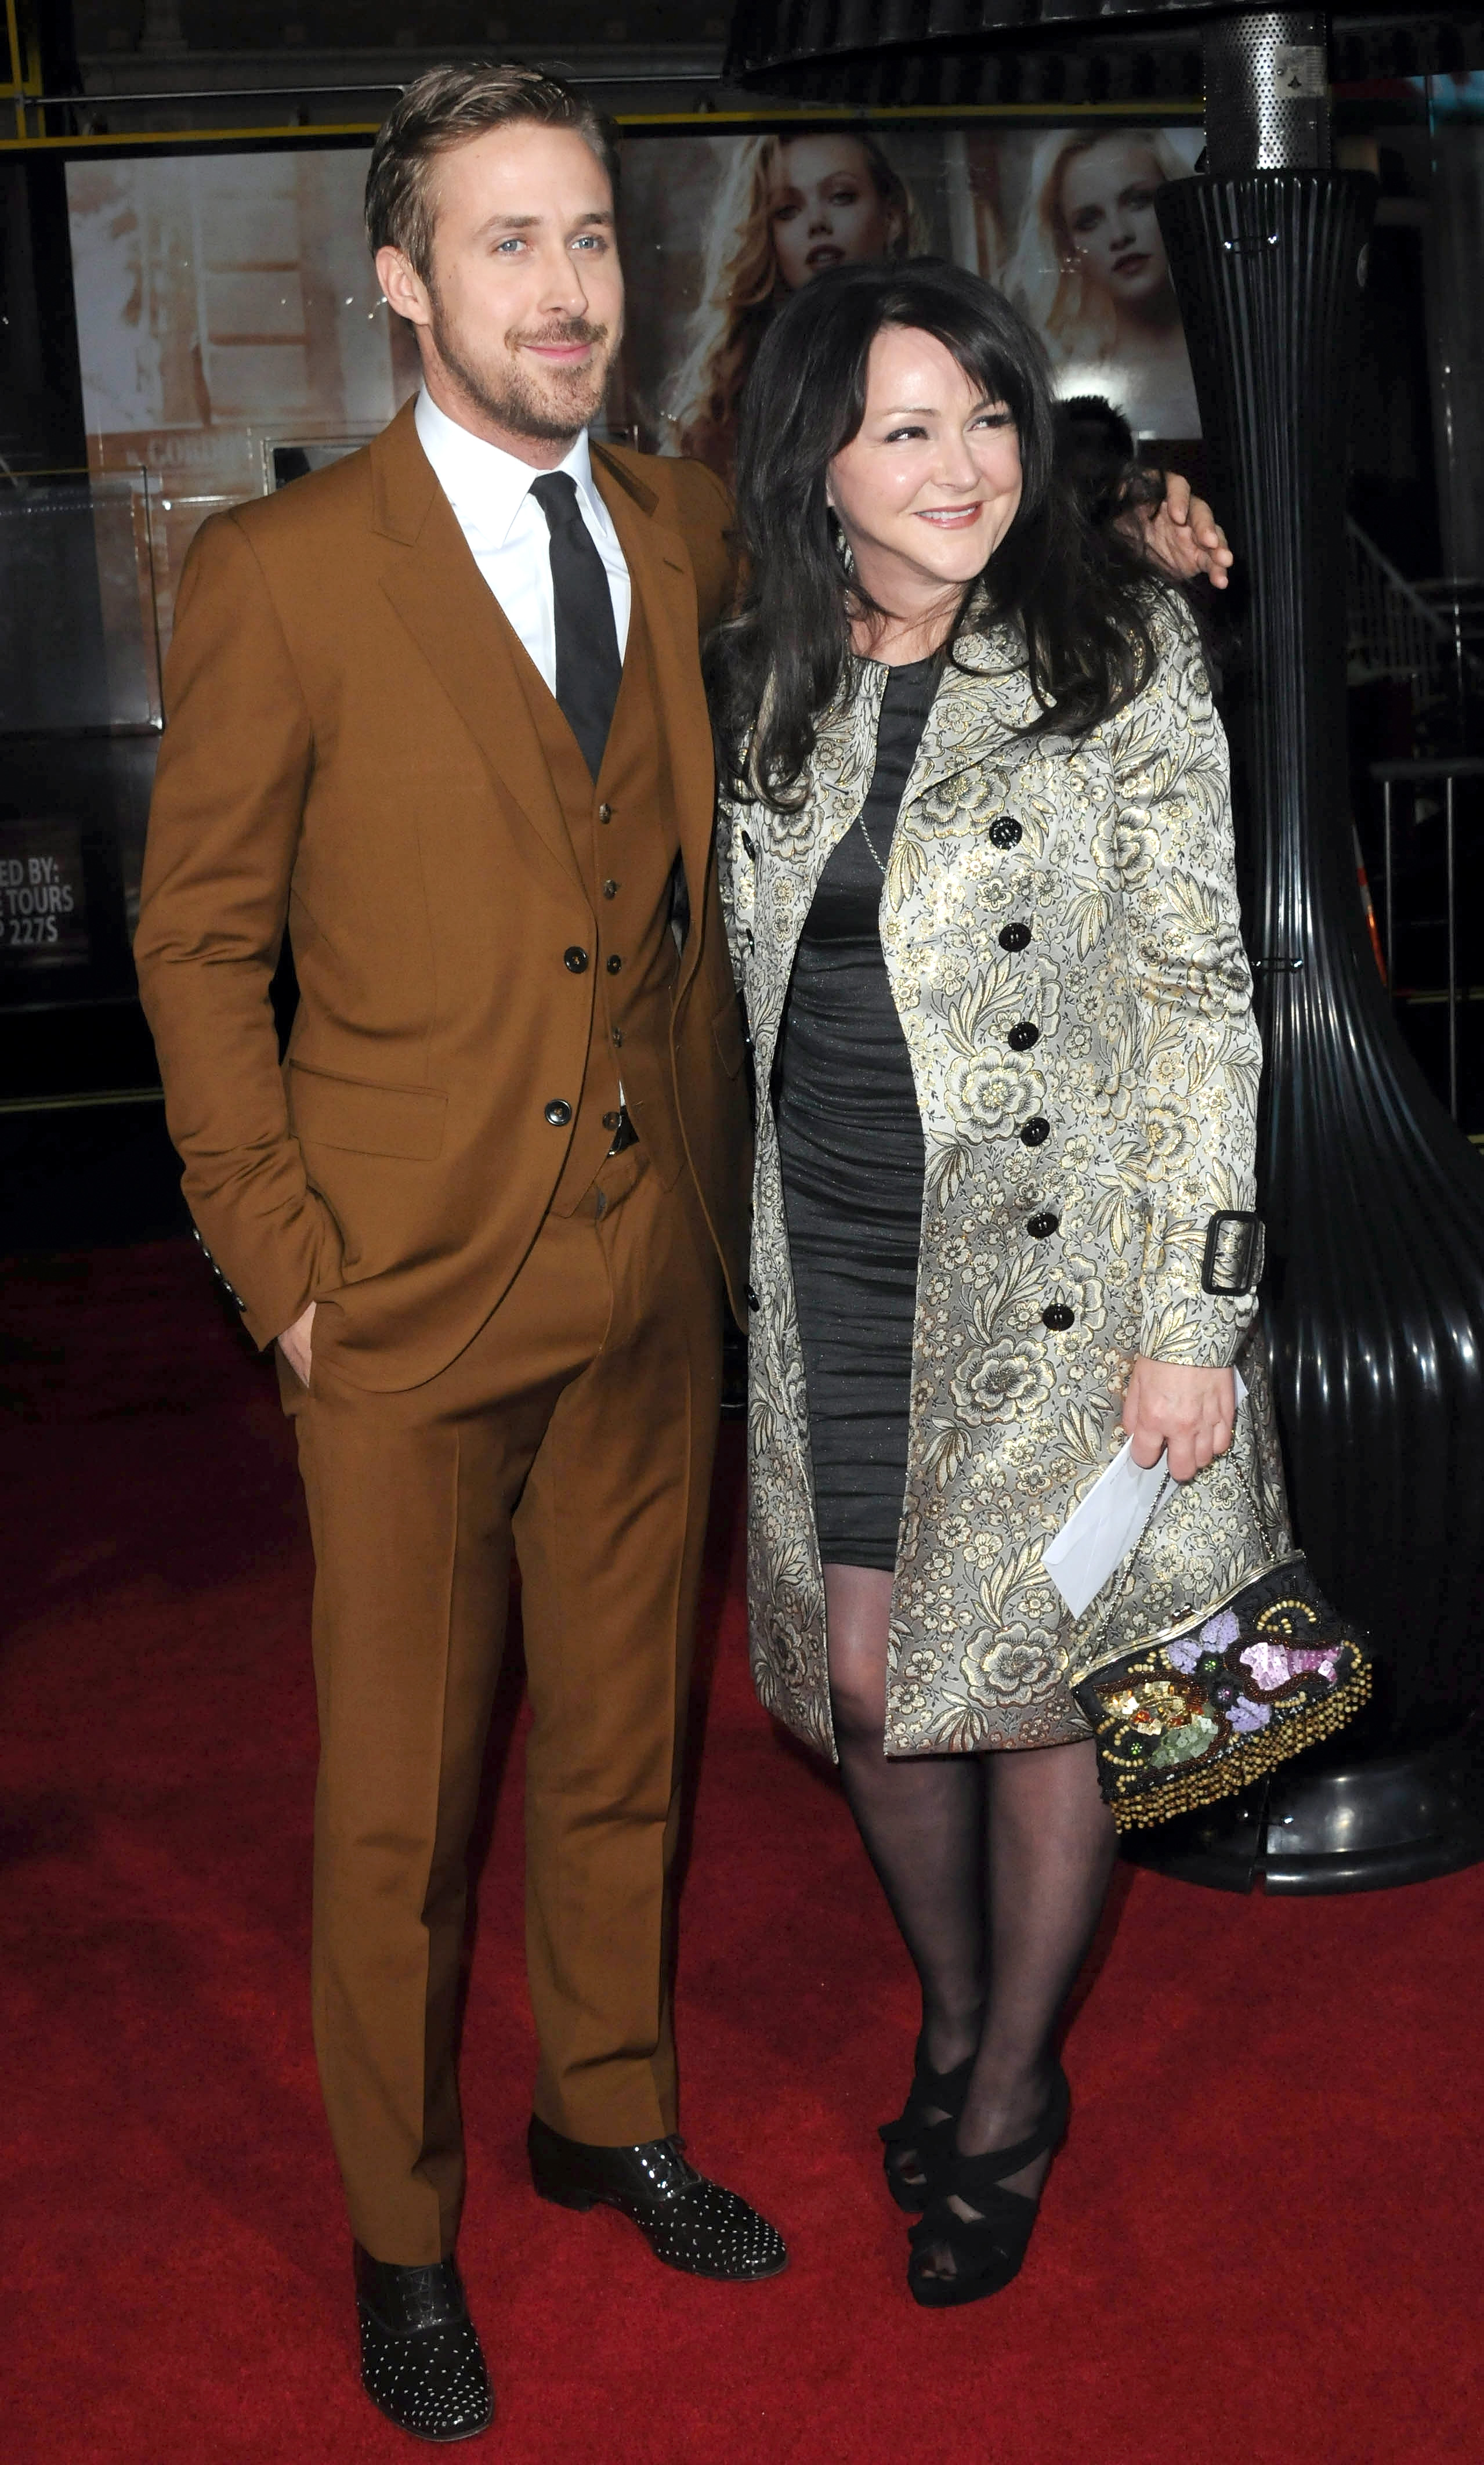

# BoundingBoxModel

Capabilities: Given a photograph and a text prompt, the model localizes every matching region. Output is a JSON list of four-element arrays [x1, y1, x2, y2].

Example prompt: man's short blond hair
[[365, 62, 616, 281]]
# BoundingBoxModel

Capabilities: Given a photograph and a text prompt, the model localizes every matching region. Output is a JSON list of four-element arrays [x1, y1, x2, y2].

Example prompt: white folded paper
[[1042, 1371, 1248, 1620]]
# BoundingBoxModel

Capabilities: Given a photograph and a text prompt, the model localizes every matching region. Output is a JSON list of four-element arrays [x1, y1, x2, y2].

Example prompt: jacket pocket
[[287, 1061, 447, 1161], [711, 989, 748, 1079]]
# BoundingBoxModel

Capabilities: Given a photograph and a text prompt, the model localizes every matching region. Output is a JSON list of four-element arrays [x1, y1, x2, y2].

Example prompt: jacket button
[[544, 1098, 572, 1126], [1042, 1303, 1075, 1331], [989, 816, 1022, 848], [602, 1110, 621, 1129], [1020, 1116, 1050, 1147], [606, 953, 622, 974], [1027, 1210, 1060, 1238], [745, 1283, 761, 1311], [999, 921, 1031, 952], [598, 803, 613, 823], [1007, 1020, 1040, 1051], [612, 1027, 624, 1046], [563, 945, 589, 972], [602, 879, 618, 898]]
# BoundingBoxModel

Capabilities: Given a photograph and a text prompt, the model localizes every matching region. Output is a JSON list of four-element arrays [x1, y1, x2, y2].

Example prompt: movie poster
[[64, 149, 419, 659], [64, 122, 1203, 657], [616, 123, 1204, 483]]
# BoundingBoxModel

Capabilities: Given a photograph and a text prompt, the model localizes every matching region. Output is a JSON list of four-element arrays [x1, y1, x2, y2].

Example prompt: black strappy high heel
[[877, 2045, 976, 2214], [906, 2066, 1070, 2307]]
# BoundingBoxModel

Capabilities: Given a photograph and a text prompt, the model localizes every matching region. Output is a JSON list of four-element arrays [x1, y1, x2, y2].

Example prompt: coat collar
[[369, 403, 713, 935], [371, 401, 583, 896], [794, 619, 1069, 854]]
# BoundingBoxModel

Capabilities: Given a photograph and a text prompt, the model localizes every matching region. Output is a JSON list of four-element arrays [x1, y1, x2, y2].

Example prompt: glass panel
[[0, 476, 161, 733]]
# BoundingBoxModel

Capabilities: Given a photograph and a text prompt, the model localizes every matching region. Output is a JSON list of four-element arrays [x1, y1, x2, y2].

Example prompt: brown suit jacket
[[135, 400, 750, 1391]]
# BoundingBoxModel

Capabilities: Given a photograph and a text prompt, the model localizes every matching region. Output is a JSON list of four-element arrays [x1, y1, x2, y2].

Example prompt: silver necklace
[[857, 810, 891, 878]]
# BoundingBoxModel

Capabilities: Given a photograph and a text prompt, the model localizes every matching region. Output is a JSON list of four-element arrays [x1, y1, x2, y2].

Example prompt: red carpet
[[3, 1241, 1481, 2465]]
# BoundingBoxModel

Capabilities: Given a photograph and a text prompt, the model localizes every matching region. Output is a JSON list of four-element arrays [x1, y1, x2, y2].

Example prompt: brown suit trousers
[[285, 1144, 721, 2262], [135, 404, 749, 2262]]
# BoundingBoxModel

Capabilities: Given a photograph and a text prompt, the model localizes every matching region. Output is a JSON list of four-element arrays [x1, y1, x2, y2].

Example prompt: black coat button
[[1020, 1116, 1050, 1147], [1007, 1020, 1040, 1051], [544, 1098, 572, 1126], [999, 921, 1031, 952], [563, 946, 589, 972], [606, 954, 622, 974], [989, 816, 1022, 848], [1027, 1210, 1060, 1239], [745, 1283, 761, 1311], [1042, 1303, 1075, 1331]]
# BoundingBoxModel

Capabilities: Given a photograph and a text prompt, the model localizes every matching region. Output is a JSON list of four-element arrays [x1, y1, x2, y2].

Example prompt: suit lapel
[[591, 447, 715, 999], [370, 403, 585, 898]]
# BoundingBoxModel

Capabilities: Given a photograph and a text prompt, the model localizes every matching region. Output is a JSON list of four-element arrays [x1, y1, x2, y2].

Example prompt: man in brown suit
[[135, 66, 783, 2444]]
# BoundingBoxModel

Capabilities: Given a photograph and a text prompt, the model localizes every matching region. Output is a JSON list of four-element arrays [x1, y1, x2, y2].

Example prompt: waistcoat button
[[1007, 1020, 1040, 1050], [745, 1284, 761, 1311], [602, 1110, 621, 1130], [1020, 1116, 1051, 1147], [598, 803, 613, 823], [544, 1098, 572, 1127], [989, 816, 1022, 848], [563, 946, 589, 973], [999, 921, 1031, 952], [1041, 1304, 1075, 1331], [1027, 1210, 1060, 1239], [602, 880, 618, 898]]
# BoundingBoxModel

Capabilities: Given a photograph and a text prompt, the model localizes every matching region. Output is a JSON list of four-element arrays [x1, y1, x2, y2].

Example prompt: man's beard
[[428, 290, 616, 443]]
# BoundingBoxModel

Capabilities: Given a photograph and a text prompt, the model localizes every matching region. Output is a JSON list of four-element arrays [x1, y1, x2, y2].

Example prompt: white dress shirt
[[414, 388, 631, 695]]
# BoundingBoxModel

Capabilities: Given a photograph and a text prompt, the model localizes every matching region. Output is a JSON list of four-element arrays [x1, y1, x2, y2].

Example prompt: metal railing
[[1372, 756, 1484, 1125], [1346, 520, 1484, 725]]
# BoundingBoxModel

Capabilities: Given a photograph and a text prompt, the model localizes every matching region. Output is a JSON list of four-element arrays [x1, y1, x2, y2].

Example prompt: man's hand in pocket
[[278, 1299, 316, 1387]]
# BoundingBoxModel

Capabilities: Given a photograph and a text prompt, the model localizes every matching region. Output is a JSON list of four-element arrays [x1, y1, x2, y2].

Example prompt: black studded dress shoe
[[354, 2245, 494, 2444], [527, 2116, 788, 2281]]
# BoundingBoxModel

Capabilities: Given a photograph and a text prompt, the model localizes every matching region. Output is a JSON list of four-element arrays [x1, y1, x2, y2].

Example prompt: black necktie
[[529, 471, 622, 783]]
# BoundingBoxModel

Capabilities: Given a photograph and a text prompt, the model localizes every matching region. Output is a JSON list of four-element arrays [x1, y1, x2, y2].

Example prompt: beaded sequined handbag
[[1070, 1437, 1372, 1834]]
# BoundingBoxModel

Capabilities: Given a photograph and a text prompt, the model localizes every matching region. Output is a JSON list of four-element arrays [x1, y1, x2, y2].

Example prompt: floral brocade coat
[[718, 596, 1263, 1761]]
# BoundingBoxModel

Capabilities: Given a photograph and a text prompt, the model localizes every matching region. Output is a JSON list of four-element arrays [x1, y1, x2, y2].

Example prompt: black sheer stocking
[[826, 1567, 984, 2198], [824, 1563, 1119, 2270]]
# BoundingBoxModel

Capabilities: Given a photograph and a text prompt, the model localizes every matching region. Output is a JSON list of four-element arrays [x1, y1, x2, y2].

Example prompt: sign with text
[[0, 819, 91, 974]]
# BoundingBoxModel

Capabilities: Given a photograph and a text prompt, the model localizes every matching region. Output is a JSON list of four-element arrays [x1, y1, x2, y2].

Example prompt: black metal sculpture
[[726, 2, 1484, 1889]]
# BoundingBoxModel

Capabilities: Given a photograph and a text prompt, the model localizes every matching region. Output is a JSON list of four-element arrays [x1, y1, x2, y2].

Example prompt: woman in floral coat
[[711, 261, 1262, 2306]]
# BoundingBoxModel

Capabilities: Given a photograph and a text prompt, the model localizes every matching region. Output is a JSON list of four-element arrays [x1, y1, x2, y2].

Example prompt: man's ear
[[375, 244, 432, 332]]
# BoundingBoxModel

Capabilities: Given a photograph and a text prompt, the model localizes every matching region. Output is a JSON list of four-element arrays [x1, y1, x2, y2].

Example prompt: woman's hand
[[1122, 1357, 1235, 1481]]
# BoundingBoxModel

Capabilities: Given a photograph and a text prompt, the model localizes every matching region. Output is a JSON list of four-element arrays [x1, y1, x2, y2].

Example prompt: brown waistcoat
[[537, 590, 685, 1214]]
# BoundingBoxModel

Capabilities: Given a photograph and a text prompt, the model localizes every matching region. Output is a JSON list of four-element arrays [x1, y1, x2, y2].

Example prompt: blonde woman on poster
[[1004, 128, 1201, 440], [664, 131, 925, 479]]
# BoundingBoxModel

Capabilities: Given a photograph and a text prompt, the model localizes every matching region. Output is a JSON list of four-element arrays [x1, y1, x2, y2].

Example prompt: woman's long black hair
[[707, 257, 1165, 808]]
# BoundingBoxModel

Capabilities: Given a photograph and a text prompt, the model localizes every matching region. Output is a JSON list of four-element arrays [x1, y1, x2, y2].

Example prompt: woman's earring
[[828, 509, 856, 577]]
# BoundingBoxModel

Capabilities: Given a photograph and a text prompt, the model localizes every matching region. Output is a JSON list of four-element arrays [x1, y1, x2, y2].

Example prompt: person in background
[[1005, 129, 1200, 442], [1055, 392, 1139, 527], [665, 130, 924, 480], [711, 259, 1260, 2309]]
